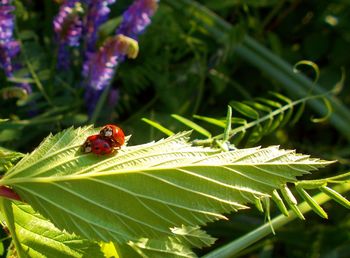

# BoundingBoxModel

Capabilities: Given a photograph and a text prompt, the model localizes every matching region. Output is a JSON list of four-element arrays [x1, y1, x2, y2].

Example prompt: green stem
[[163, 0, 350, 142], [202, 183, 350, 258], [261, 0, 286, 29], [18, 39, 54, 107], [89, 82, 112, 124]]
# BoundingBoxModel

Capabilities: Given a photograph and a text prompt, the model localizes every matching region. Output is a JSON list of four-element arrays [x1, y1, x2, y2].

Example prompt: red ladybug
[[99, 124, 125, 148], [81, 134, 114, 155]]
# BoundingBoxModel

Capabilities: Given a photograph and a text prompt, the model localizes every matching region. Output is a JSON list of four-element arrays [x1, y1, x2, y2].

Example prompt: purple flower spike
[[0, 5, 15, 41], [83, 34, 138, 114], [84, 0, 116, 52], [54, 1, 83, 46], [117, 0, 158, 39], [53, 0, 83, 68], [0, 0, 32, 94], [0, 41, 19, 76], [0, 1, 19, 77], [82, 0, 158, 114], [84, 34, 138, 91]]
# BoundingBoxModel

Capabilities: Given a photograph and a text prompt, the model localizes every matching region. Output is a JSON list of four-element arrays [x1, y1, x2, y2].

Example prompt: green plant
[[0, 112, 348, 257], [1, 0, 350, 257]]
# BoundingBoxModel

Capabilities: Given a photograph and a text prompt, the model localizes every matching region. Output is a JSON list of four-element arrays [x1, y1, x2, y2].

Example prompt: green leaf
[[117, 238, 196, 258], [141, 118, 174, 136], [290, 101, 306, 125], [10, 203, 104, 258], [255, 97, 282, 109], [193, 115, 226, 128], [268, 92, 294, 128], [271, 190, 289, 217], [295, 186, 328, 219], [118, 225, 215, 258], [0, 199, 27, 258], [0, 241, 3, 256], [254, 197, 264, 213], [1, 126, 333, 255], [171, 114, 211, 138], [230, 101, 259, 120], [246, 124, 263, 146], [0, 147, 25, 173], [319, 186, 350, 208], [280, 185, 305, 220]]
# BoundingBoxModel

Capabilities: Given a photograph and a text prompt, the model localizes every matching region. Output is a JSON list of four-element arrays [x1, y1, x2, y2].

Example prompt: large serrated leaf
[[1, 126, 333, 255]]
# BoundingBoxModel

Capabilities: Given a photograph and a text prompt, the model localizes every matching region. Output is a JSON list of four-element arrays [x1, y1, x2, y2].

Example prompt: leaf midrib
[[1, 162, 329, 186]]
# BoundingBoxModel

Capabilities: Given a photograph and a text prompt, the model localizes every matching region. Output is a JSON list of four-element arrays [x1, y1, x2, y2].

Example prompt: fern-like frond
[[146, 94, 324, 147], [192, 93, 326, 147]]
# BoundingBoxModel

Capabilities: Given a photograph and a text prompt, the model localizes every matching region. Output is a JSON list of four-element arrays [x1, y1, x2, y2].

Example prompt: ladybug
[[81, 134, 114, 155], [99, 124, 125, 148]]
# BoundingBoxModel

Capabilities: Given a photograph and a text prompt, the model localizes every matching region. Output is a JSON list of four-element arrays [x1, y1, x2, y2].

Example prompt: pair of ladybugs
[[82, 124, 125, 155]]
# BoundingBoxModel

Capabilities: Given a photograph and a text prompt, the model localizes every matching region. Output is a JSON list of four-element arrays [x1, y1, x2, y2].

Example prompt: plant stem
[[202, 183, 350, 258], [0, 186, 21, 201], [89, 83, 112, 124], [18, 39, 55, 107]]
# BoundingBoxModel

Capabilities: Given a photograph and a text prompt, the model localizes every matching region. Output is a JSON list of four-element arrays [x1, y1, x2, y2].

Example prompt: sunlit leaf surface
[[1, 126, 333, 256]]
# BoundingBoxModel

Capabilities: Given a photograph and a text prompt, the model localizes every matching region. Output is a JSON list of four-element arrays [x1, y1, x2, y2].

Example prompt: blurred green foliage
[[0, 0, 349, 257]]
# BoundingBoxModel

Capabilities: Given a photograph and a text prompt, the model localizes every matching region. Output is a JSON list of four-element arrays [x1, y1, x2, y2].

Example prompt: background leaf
[[10, 202, 104, 258], [0, 147, 25, 173]]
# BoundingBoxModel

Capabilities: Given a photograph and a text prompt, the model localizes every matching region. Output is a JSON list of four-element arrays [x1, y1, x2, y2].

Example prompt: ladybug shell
[[100, 124, 125, 148], [82, 134, 114, 155]]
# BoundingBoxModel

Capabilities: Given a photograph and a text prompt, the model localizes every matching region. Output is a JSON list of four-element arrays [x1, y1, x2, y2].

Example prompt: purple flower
[[0, 0, 32, 94], [0, 41, 19, 76], [117, 0, 158, 39], [83, 0, 158, 114], [0, 4, 15, 41], [83, 0, 116, 52], [83, 34, 138, 90], [83, 34, 138, 114], [0, 2, 19, 76], [53, 0, 83, 68]]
